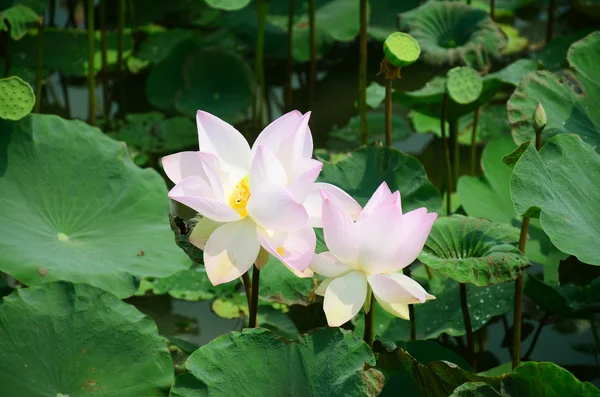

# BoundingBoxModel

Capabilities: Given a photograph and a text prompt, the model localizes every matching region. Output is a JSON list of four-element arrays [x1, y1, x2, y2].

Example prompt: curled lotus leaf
[[397, 1, 507, 70]]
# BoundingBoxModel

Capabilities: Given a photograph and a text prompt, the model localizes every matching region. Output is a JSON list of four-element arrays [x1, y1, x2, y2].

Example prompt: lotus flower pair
[[163, 110, 437, 326]]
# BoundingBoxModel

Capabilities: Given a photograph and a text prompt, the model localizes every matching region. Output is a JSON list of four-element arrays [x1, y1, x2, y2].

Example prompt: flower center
[[228, 175, 251, 218]]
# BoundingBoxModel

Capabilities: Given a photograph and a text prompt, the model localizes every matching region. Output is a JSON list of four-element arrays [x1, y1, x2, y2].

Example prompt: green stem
[[242, 272, 252, 312], [1, 32, 10, 77], [441, 93, 453, 215], [470, 107, 481, 175], [87, 0, 96, 126], [249, 265, 261, 328], [34, 16, 45, 113], [359, 0, 368, 145], [284, 0, 295, 112], [460, 282, 476, 371], [449, 119, 459, 188], [490, 0, 495, 20], [547, 0, 556, 43], [512, 216, 530, 369], [385, 77, 393, 147], [403, 267, 416, 340], [100, 0, 110, 121], [255, 0, 268, 129], [117, 0, 126, 115], [49, 0, 56, 26], [308, 0, 316, 110], [364, 287, 375, 348]]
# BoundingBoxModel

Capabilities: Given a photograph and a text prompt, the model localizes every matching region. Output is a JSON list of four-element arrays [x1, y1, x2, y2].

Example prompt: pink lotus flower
[[162, 110, 360, 285], [311, 182, 437, 326]]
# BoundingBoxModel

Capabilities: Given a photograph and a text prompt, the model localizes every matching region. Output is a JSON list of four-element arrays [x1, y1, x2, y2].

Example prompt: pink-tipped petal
[[275, 113, 313, 177], [287, 159, 323, 203], [196, 110, 251, 173], [368, 273, 431, 304], [162, 151, 206, 185], [253, 110, 303, 155], [189, 217, 222, 250], [203, 219, 260, 285], [247, 186, 308, 231], [323, 271, 368, 327], [169, 176, 240, 222], [258, 225, 316, 272], [356, 203, 403, 274], [357, 182, 392, 219], [310, 252, 350, 278], [249, 145, 287, 192], [386, 209, 438, 273], [197, 152, 226, 200], [304, 183, 362, 227], [321, 193, 359, 266]]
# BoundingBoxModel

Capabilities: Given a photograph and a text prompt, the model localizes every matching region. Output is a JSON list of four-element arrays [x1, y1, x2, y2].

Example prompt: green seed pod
[[0, 76, 35, 121], [383, 32, 421, 68], [446, 66, 483, 105], [532, 102, 547, 134]]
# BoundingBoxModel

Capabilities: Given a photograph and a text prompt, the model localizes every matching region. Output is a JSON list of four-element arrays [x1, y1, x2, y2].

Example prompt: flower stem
[[590, 316, 600, 369], [403, 267, 416, 340], [249, 265, 261, 328], [363, 287, 375, 348], [34, 15, 45, 113], [384, 78, 393, 147], [490, 0, 495, 20], [547, 0, 556, 43], [308, 0, 316, 110], [86, 0, 96, 126], [255, 0, 268, 129], [241, 272, 252, 311], [440, 93, 453, 215], [459, 282, 476, 371], [449, 119, 459, 188], [100, 0, 110, 122], [470, 107, 481, 175], [284, 0, 295, 112], [512, 217, 529, 369], [359, 0, 368, 145]]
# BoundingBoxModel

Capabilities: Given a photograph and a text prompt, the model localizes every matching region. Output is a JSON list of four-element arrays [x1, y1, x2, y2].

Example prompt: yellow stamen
[[276, 246, 285, 256], [229, 175, 251, 218]]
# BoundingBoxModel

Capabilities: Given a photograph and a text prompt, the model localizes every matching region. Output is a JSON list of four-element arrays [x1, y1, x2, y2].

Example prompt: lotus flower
[[311, 182, 437, 326], [162, 110, 360, 285]]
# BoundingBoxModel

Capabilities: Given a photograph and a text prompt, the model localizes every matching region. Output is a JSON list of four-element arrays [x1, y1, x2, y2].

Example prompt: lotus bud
[[532, 102, 547, 134]]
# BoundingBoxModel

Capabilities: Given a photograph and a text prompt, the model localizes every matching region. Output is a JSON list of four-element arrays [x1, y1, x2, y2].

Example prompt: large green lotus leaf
[[223, 0, 360, 62], [110, 113, 197, 156], [327, 111, 413, 151], [367, 0, 420, 41], [470, 0, 536, 19], [0, 282, 173, 396], [317, 145, 442, 214], [0, 115, 189, 298], [175, 49, 254, 122], [409, 103, 510, 145], [419, 215, 529, 286], [0, 75, 34, 120], [457, 136, 567, 283], [397, 1, 507, 70], [205, 0, 251, 11], [524, 275, 600, 319], [508, 32, 600, 148], [375, 340, 471, 396], [355, 278, 514, 340], [0, 4, 39, 40], [538, 29, 596, 71], [185, 327, 383, 397], [8, 27, 133, 75], [510, 134, 600, 265], [136, 28, 194, 64], [395, 59, 538, 121], [450, 362, 600, 396]]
